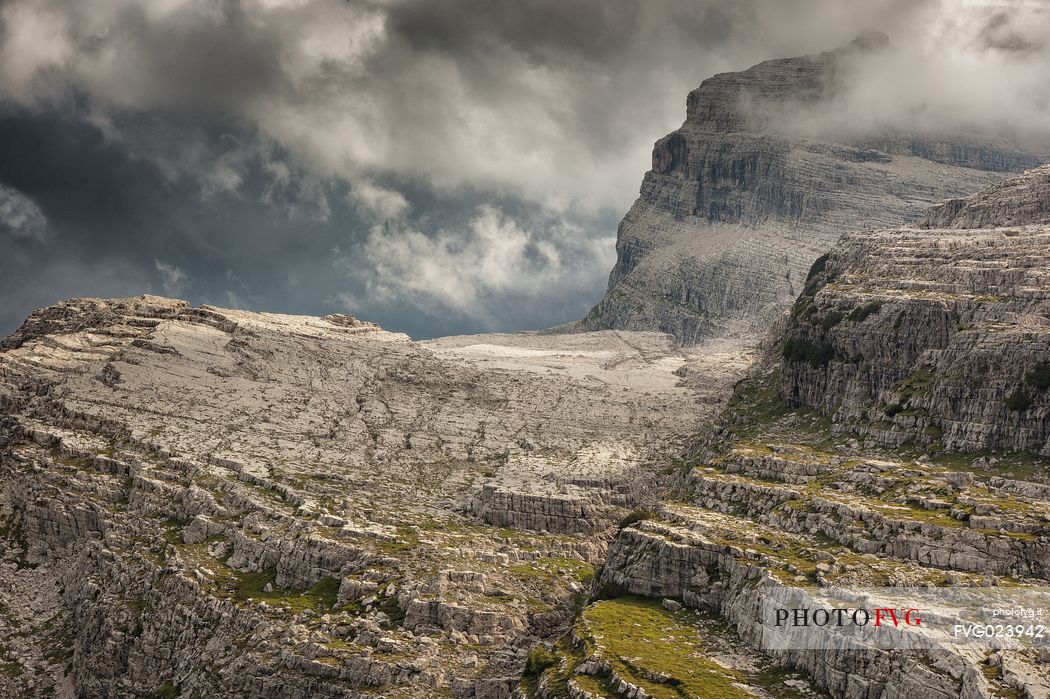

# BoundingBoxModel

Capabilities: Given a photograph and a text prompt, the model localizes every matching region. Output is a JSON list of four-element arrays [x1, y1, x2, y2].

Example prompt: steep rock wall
[[583, 34, 1045, 344], [779, 165, 1050, 453]]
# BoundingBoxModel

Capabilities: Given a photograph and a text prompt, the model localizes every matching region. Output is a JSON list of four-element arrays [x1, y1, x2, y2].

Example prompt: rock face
[[0, 295, 749, 697], [594, 517, 1029, 699], [582, 34, 1045, 344], [569, 166, 1050, 693], [917, 165, 1050, 230], [779, 164, 1050, 453], [525, 169, 1050, 699]]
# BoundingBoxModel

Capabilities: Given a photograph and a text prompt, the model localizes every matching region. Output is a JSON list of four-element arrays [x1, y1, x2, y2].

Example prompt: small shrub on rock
[[618, 509, 655, 530], [820, 310, 845, 331], [1026, 362, 1050, 391], [806, 252, 831, 280], [523, 646, 557, 677], [848, 301, 883, 323], [1005, 388, 1033, 412], [782, 338, 835, 367]]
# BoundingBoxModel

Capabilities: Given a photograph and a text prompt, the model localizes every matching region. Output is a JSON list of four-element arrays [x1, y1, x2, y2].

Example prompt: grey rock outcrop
[[0, 295, 746, 697], [918, 165, 1050, 230], [552, 160, 1050, 696], [581, 34, 1045, 344], [597, 520, 1012, 699], [779, 164, 1050, 453]]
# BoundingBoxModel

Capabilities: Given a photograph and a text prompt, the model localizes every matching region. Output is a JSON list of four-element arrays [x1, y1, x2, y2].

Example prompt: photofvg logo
[[774, 606, 923, 629], [757, 586, 1050, 652]]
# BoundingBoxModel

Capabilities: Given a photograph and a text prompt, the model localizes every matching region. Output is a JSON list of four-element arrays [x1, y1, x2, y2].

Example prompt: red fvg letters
[[874, 608, 899, 627]]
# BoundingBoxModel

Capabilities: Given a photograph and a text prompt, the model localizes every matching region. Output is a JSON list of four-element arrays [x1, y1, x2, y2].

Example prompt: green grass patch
[[160, 518, 189, 546], [146, 682, 180, 699], [727, 369, 791, 424], [723, 369, 834, 447], [570, 671, 619, 696], [372, 526, 421, 556], [0, 661, 23, 677], [920, 449, 1050, 483], [510, 557, 596, 586], [580, 598, 757, 698], [896, 370, 935, 403], [232, 571, 341, 613]]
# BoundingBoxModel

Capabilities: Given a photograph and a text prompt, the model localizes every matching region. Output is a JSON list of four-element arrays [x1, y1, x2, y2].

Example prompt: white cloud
[[154, 259, 188, 297], [0, 184, 48, 241], [326, 291, 363, 313], [348, 205, 614, 325], [348, 180, 409, 222], [5, 0, 1046, 224], [753, 3, 1050, 152]]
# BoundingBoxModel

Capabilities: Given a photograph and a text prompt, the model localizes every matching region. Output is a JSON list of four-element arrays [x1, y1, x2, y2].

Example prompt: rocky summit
[[4, 41, 1050, 699], [580, 33, 1046, 345]]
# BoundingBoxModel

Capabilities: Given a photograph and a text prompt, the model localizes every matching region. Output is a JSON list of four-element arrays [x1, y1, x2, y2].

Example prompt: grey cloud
[[349, 181, 410, 222], [0, 183, 47, 241], [752, 5, 1050, 154], [0, 0, 1047, 339], [347, 205, 616, 326], [155, 260, 188, 297]]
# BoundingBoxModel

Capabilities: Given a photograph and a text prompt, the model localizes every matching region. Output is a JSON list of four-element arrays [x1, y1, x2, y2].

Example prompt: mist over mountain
[[579, 29, 1048, 343]]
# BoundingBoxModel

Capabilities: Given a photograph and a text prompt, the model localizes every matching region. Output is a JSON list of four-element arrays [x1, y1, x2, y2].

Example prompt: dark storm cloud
[[0, 0, 1047, 338], [0, 106, 348, 330]]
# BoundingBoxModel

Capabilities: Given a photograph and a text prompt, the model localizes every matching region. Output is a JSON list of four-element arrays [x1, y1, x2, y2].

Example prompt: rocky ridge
[[581, 34, 1046, 344], [778, 164, 1050, 453], [0, 295, 749, 697]]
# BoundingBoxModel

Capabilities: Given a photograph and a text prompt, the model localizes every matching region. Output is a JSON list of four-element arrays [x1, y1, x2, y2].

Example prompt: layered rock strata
[[533, 431, 1050, 698], [778, 165, 1050, 453], [582, 34, 1045, 344], [525, 168, 1050, 699]]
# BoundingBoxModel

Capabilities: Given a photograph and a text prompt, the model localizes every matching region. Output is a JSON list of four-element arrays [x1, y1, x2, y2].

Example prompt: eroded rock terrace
[[0, 295, 750, 698]]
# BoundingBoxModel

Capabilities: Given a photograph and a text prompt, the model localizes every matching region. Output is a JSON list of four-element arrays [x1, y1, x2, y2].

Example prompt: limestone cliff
[[582, 34, 1045, 344], [779, 164, 1050, 454]]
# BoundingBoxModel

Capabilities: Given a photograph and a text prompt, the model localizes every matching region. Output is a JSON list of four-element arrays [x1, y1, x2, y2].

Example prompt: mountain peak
[[582, 41, 1046, 344]]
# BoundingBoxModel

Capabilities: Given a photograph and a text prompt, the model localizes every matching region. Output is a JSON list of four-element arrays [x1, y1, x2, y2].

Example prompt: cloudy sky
[[1, 0, 1048, 338]]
